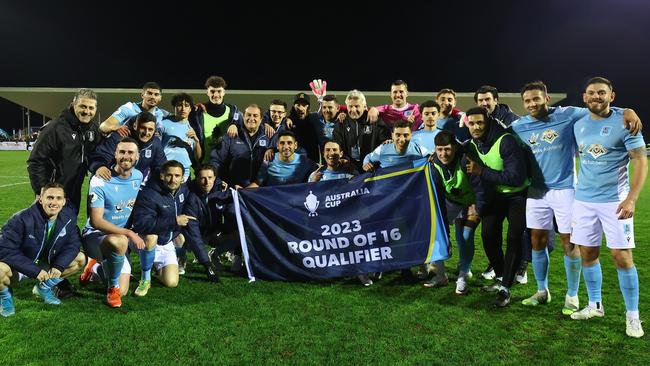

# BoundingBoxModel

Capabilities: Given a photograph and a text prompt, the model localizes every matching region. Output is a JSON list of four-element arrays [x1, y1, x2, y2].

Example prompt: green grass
[[0, 150, 648, 365]]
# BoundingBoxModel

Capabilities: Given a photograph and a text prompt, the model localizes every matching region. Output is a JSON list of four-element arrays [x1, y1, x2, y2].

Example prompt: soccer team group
[[0, 75, 646, 338]]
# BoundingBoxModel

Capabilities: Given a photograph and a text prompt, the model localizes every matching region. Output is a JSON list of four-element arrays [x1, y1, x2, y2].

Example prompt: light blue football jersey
[[160, 118, 195, 179], [84, 169, 144, 232], [257, 153, 315, 186], [363, 140, 429, 168], [111, 102, 169, 131], [574, 109, 645, 203], [510, 106, 588, 196], [412, 129, 440, 152]]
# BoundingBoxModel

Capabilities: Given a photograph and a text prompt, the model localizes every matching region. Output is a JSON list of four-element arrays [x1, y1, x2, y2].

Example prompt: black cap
[[294, 92, 310, 105]]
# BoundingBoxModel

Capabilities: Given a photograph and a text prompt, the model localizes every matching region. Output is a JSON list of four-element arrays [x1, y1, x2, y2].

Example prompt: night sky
[[1, 0, 649, 133]]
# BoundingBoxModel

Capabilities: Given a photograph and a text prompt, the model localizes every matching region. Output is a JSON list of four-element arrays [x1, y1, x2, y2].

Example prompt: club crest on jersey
[[71, 133, 77, 140], [88, 131, 95, 142], [363, 125, 372, 134], [528, 132, 539, 145], [179, 193, 185, 202], [600, 126, 612, 136], [541, 129, 559, 144], [587, 144, 608, 159], [145, 149, 152, 158], [259, 140, 267, 147]]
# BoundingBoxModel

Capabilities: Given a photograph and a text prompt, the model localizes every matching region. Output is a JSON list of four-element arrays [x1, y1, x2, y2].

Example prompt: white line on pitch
[[0, 182, 29, 188]]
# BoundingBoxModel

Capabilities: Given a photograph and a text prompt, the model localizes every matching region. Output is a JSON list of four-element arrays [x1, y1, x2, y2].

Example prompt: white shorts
[[526, 189, 574, 233], [81, 232, 133, 275], [570, 200, 635, 249], [154, 242, 178, 271]]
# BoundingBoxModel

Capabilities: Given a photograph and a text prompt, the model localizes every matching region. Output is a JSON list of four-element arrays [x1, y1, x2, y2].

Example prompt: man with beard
[[362, 120, 429, 172], [367, 80, 422, 130], [309, 140, 357, 183], [511, 81, 641, 315], [79, 138, 145, 308], [283, 93, 321, 163], [464, 107, 529, 308], [28, 88, 102, 213], [89, 111, 166, 184], [569, 77, 646, 338], [249, 131, 317, 187], [333, 90, 391, 173], [99, 82, 169, 135], [131, 160, 192, 296], [0, 183, 86, 317]]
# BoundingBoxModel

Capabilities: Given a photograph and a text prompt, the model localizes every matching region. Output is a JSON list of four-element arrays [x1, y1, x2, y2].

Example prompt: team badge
[[587, 144, 608, 159], [88, 131, 95, 142], [145, 149, 152, 158], [600, 126, 612, 136], [179, 193, 185, 203], [405, 110, 413, 117], [541, 129, 559, 144], [528, 132, 539, 145], [57, 227, 67, 238], [363, 125, 372, 134], [259, 140, 267, 147], [71, 133, 77, 140]]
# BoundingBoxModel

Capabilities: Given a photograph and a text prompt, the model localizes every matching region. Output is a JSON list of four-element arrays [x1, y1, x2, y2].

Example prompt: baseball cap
[[294, 92, 310, 105]]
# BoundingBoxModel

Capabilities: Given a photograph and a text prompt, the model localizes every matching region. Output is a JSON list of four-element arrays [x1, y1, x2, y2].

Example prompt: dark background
[[1, 0, 649, 134]]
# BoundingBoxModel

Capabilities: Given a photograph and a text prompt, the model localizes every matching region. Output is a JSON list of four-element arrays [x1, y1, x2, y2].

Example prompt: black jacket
[[491, 103, 519, 128], [182, 182, 232, 265], [210, 125, 271, 187], [27, 108, 102, 211], [333, 111, 391, 172]]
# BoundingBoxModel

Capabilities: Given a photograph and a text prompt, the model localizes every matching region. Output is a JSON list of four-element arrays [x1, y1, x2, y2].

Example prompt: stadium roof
[[0, 87, 566, 122]]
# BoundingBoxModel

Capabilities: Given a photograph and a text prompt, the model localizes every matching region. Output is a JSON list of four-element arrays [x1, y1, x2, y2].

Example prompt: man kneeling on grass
[[0, 183, 86, 317], [130, 160, 193, 296]]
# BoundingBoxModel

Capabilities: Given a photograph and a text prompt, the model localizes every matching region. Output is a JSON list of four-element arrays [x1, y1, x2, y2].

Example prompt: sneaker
[[571, 304, 605, 320], [495, 289, 511, 308], [515, 269, 528, 285], [32, 284, 61, 305], [106, 286, 122, 308], [423, 274, 449, 288], [481, 265, 495, 280], [79, 258, 98, 285], [52, 278, 75, 299], [178, 254, 187, 275], [455, 276, 469, 295], [626, 316, 644, 338], [358, 274, 373, 287], [416, 263, 432, 280], [522, 289, 551, 306], [562, 295, 580, 315], [0, 293, 15, 317], [133, 280, 151, 297], [481, 282, 502, 293]]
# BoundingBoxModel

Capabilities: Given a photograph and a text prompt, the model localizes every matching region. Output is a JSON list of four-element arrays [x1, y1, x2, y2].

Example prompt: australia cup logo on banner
[[304, 191, 320, 217]]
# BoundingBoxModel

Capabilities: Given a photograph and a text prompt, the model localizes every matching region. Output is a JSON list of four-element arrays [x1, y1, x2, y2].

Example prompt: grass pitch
[[0, 150, 648, 365]]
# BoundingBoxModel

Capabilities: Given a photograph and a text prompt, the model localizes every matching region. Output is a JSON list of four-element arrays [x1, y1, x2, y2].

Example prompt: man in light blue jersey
[[436, 89, 470, 142], [161, 93, 202, 181], [569, 77, 647, 338], [100, 82, 169, 135], [411, 100, 442, 152], [79, 137, 145, 308], [309, 140, 357, 183], [249, 131, 317, 187], [512, 81, 642, 315], [362, 120, 429, 172]]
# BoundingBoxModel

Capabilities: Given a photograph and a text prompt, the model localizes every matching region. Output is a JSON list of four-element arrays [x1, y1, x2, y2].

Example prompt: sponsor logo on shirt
[[586, 144, 608, 159], [541, 129, 559, 144]]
